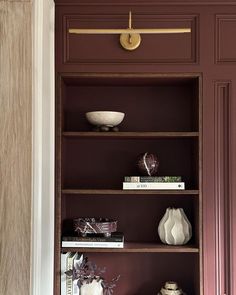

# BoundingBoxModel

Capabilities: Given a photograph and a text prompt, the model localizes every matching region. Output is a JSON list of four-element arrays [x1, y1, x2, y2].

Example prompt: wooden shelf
[[61, 242, 199, 253], [63, 131, 199, 139], [62, 189, 199, 195]]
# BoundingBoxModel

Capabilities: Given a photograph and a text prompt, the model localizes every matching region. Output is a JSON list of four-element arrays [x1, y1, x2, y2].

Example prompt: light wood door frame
[[31, 0, 55, 294]]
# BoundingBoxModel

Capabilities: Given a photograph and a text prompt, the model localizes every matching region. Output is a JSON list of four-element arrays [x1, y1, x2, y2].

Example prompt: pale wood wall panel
[[1, 1, 31, 3], [0, 2, 31, 295]]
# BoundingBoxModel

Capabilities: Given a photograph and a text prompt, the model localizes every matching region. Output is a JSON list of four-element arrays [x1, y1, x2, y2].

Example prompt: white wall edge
[[31, 0, 55, 294]]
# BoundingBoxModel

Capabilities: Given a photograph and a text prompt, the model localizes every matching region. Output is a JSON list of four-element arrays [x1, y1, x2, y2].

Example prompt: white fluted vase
[[158, 208, 192, 245], [80, 279, 103, 295]]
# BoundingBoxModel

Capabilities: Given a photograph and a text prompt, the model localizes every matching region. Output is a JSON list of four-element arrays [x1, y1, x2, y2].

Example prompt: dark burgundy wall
[[55, 2, 236, 294]]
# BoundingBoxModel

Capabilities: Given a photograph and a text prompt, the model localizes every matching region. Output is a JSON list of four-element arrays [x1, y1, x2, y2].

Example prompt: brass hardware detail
[[69, 11, 191, 51], [120, 12, 141, 51], [120, 32, 141, 51]]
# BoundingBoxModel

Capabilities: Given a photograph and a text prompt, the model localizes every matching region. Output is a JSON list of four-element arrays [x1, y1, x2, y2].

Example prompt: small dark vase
[[136, 152, 159, 176]]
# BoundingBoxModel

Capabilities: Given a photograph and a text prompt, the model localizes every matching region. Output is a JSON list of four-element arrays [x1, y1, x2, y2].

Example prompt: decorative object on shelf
[[85, 111, 125, 131], [74, 218, 118, 237], [158, 281, 186, 295], [65, 256, 120, 295], [69, 11, 191, 51], [80, 279, 103, 295], [137, 152, 159, 176], [158, 208, 192, 245]]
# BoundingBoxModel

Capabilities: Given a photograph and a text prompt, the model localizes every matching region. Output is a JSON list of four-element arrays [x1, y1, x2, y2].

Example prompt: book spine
[[124, 176, 182, 182], [61, 252, 70, 295], [66, 253, 76, 295], [62, 241, 124, 248], [62, 237, 123, 243], [123, 182, 185, 190], [73, 253, 83, 295]]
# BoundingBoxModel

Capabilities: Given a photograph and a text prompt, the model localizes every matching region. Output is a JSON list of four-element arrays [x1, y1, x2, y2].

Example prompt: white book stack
[[123, 182, 185, 190], [62, 241, 124, 248], [73, 253, 83, 295], [123, 175, 185, 190], [62, 232, 124, 249]]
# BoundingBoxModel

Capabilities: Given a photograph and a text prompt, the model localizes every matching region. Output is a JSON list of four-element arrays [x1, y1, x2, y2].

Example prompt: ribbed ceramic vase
[[80, 279, 103, 295], [158, 208, 192, 245]]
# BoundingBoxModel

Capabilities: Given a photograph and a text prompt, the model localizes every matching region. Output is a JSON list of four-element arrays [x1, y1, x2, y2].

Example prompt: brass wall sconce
[[69, 11, 191, 51]]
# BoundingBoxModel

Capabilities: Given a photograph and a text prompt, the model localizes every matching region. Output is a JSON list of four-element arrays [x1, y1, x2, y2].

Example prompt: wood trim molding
[[31, 0, 55, 295], [215, 15, 236, 64], [214, 81, 232, 295]]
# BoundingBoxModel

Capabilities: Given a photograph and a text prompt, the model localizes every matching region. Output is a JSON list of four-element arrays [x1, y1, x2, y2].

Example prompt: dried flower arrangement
[[65, 256, 120, 295]]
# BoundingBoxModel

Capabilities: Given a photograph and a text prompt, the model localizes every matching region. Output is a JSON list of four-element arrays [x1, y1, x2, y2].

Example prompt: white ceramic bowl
[[86, 111, 125, 127], [160, 288, 183, 295]]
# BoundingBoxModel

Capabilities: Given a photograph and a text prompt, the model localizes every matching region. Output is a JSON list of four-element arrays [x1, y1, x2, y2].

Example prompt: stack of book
[[123, 176, 185, 190], [61, 252, 83, 295], [62, 232, 124, 248]]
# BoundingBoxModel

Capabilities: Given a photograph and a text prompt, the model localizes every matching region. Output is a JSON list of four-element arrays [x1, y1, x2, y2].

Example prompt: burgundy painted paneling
[[214, 81, 231, 295], [202, 79, 215, 295], [63, 14, 198, 65], [216, 15, 236, 63], [55, 3, 236, 295], [229, 81, 236, 295]]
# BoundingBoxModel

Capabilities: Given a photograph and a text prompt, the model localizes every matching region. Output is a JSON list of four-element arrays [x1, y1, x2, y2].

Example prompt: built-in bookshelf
[[55, 73, 202, 295]]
